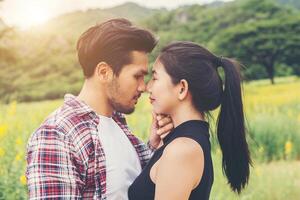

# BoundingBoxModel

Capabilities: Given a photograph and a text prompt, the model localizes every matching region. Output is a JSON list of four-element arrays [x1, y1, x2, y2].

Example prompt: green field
[[0, 77, 300, 199]]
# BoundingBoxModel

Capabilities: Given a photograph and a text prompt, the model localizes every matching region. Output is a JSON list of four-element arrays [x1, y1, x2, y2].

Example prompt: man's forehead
[[130, 66, 148, 75], [130, 50, 148, 62]]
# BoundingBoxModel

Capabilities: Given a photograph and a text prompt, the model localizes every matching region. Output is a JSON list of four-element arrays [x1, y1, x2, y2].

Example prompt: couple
[[26, 18, 251, 200]]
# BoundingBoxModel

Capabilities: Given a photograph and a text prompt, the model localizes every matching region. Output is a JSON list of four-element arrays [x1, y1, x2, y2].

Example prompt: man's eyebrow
[[142, 70, 149, 75], [136, 70, 148, 76]]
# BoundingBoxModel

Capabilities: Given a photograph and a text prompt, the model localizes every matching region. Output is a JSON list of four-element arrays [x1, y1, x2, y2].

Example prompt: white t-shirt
[[97, 114, 142, 200]]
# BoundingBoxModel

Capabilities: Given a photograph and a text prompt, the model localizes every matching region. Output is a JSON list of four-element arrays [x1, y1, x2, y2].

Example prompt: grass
[[0, 76, 299, 199], [211, 158, 300, 200]]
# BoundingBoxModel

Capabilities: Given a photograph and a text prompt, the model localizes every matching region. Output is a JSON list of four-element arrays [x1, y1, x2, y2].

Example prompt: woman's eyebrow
[[151, 69, 157, 75]]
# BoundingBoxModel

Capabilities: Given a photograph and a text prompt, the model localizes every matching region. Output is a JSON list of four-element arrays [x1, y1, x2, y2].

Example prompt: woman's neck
[[170, 104, 205, 128]]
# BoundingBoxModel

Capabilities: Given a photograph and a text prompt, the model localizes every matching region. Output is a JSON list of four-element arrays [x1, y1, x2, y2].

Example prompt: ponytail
[[157, 41, 251, 193], [216, 57, 251, 193]]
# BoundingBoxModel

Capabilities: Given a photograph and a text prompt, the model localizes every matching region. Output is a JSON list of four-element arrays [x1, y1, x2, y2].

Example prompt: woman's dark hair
[[158, 41, 251, 193], [77, 18, 158, 78]]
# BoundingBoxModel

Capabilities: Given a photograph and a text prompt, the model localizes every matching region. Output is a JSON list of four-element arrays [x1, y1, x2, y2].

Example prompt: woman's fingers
[[159, 131, 170, 139], [157, 123, 173, 136], [152, 111, 157, 121], [157, 115, 172, 127]]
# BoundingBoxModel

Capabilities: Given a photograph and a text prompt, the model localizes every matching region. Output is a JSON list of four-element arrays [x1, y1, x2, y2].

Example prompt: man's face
[[107, 51, 148, 114]]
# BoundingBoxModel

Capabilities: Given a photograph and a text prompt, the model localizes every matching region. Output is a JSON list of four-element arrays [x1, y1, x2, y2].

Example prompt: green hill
[[0, 0, 299, 103], [0, 2, 160, 103], [34, 2, 161, 39]]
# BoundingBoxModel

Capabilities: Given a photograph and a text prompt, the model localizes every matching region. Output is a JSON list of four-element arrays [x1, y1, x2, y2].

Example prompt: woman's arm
[[154, 137, 204, 200]]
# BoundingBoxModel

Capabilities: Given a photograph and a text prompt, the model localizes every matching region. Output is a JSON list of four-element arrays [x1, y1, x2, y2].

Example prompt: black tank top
[[128, 120, 213, 200]]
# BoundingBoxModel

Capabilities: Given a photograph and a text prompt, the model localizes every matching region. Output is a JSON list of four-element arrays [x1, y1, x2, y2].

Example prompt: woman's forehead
[[152, 60, 164, 72]]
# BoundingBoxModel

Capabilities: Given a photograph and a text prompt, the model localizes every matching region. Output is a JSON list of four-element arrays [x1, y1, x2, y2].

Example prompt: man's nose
[[138, 80, 147, 93]]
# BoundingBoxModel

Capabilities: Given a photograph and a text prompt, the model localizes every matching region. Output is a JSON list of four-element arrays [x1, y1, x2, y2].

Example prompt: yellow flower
[[0, 147, 5, 157], [287, 110, 293, 118], [255, 167, 261, 177], [15, 137, 23, 145], [15, 153, 22, 161], [285, 140, 293, 155], [20, 175, 27, 185], [7, 101, 17, 116], [0, 124, 8, 138], [0, 148, 5, 157]]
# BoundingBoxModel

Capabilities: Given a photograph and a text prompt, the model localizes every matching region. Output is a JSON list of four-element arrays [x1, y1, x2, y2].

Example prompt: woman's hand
[[148, 111, 173, 149]]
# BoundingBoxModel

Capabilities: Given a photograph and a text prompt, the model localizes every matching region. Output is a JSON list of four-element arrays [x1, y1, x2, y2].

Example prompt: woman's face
[[147, 60, 180, 115]]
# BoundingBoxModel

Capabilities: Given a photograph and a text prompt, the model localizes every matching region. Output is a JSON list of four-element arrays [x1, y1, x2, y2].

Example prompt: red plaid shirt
[[26, 94, 152, 199]]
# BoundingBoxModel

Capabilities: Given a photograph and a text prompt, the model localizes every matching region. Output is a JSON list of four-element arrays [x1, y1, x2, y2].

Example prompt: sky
[[0, 0, 231, 29]]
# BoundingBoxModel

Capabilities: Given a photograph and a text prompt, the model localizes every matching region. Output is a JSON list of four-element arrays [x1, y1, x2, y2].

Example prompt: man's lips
[[133, 94, 141, 100]]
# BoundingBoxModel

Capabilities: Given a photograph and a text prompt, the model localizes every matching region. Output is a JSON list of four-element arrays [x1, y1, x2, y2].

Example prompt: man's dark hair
[[77, 18, 158, 78]]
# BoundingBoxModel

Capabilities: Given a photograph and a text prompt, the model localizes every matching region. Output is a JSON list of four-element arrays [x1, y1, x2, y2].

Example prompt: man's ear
[[178, 79, 189, 101], [95, 62, 113, 82]]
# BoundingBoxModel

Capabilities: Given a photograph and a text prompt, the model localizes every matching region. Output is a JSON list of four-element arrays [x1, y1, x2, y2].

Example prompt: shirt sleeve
[[26, 126, 84, 199], [147, 140, 157, 153]]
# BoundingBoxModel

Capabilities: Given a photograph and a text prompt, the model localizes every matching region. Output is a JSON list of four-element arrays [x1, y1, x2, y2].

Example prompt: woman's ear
[[95, 62, 113, 82], [178, 79, 189, 101]]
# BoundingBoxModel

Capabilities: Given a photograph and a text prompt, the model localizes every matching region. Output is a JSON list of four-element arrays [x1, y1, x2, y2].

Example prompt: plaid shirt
[[26, 94, 152, 199]]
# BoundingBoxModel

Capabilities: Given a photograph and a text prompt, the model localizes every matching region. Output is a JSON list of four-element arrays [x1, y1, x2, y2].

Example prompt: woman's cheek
[[153, 95, 168, 114], [154, 103, 165, 115], [152, 82, 166, 114]]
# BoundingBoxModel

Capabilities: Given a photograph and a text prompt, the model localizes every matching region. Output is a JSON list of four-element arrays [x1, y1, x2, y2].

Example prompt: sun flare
[[13, 3, 51, 29]]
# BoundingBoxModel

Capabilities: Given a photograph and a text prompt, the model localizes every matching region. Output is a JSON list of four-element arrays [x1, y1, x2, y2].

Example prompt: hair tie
[[215, 56, 224, 68]]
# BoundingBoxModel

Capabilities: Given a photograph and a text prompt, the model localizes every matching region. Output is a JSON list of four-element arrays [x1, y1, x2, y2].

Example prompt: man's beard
[[109, 97, 135, 114], [107, 78, 135, 114]]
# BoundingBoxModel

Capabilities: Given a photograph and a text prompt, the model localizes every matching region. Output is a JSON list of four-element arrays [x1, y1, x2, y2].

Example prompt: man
[[26, 18, 173, 199]]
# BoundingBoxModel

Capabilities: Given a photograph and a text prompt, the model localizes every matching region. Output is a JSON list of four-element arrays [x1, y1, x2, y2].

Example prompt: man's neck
[[77, 80, 113, 117]]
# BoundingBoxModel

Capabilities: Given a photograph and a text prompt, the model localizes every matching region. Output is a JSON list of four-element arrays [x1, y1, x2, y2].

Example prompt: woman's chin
[[152, 105, 160, 114], [152, 106, 166, 115]]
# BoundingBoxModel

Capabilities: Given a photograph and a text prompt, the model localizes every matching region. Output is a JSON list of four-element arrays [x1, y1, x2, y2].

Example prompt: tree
[[212, 14, 300, 84], [277, 0, 300, 9], [0, 25, 15, 63]]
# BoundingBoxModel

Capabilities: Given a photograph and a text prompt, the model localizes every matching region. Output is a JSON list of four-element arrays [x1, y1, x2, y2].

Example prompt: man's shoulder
[[30, 103, 96, 143]]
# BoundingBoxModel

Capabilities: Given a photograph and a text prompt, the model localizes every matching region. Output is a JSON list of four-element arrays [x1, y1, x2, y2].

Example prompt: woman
[[128, 41, 251, 200]]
